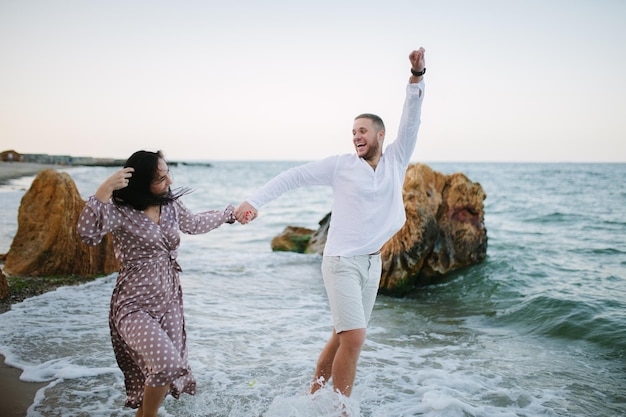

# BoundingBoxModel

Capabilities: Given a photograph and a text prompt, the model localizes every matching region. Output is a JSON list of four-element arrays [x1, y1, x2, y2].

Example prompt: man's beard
[[362, 141, 381, 161]]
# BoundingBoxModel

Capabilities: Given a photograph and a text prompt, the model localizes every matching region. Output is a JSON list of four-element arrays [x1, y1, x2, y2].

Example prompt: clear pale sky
[[1, 0, 625, 162]]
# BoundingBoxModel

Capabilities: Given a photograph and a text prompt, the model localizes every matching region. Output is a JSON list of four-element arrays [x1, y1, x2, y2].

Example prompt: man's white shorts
[[321, 254, 382, 333]]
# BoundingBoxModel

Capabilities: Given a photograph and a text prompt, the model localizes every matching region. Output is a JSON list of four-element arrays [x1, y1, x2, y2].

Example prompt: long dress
[[77, 196, 234, 408]]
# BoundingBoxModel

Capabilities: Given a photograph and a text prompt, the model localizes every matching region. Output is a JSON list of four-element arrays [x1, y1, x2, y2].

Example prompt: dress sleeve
[[76, 196, 123, 246], [176, 200, 235, 235]]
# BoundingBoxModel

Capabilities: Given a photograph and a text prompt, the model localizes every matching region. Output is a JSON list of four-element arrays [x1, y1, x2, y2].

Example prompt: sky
[[1, 0, 625, 163]]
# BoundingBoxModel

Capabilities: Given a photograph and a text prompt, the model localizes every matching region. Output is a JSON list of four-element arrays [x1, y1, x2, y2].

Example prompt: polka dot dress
[[77, 196, 235, 409]]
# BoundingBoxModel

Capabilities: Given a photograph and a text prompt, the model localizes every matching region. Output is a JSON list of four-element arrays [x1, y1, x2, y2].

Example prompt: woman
[[77, 150, 235, 417]]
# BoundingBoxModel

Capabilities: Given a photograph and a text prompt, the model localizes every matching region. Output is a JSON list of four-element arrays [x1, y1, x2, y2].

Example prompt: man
[[234, 47, 426, 396]]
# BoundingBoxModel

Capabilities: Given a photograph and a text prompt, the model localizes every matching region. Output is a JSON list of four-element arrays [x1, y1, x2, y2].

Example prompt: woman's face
[[150, 158, 172, 196]]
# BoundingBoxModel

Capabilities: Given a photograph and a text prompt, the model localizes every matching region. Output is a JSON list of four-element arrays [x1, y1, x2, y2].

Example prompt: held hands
[[94, 167, 134, 202], [234, 201, 258, 225]]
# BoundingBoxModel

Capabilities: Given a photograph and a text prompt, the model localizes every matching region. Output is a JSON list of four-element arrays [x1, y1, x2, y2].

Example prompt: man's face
[[353, 117, 384, 160], [150, 158, 172, 196]]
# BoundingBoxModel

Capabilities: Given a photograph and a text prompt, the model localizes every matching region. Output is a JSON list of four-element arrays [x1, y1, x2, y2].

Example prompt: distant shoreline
[[0, 160, 215, 185], [0, 161, 68, 184]]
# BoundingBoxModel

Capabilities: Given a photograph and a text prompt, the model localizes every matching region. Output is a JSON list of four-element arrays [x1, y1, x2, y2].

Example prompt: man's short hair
[[355, 113, 385, 133]]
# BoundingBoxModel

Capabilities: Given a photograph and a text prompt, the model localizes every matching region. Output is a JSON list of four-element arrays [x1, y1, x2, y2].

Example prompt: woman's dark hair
[[112, 150, 190, 210]]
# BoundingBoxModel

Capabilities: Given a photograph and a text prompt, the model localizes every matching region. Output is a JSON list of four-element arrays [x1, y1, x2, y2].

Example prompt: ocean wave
[[495, 294, 626, 353], [524, 211, 587, 224]]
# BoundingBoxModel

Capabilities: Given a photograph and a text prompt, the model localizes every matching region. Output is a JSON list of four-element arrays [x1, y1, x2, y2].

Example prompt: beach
[[0, 354, 47, 417], [0, 161, 624, 416], [0, 161, 62, 183], [0, 161, 61, 417]]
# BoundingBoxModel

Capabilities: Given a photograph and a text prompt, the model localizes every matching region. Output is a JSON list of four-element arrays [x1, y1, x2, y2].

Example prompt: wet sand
[[0, 354, 47, 416]]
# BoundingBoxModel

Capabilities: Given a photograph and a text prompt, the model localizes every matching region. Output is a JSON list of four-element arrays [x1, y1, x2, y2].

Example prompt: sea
[[0, 161, 624, 417]]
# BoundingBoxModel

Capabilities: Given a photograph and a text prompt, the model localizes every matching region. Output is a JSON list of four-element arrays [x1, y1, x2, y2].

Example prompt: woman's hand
[[234, 201, 258, 224], [94, 167, 134, 202]]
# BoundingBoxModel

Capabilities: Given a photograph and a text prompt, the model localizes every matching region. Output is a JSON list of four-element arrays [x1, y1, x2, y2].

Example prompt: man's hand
[[409, 47, 426, 83], [234, 201, 258, 224]]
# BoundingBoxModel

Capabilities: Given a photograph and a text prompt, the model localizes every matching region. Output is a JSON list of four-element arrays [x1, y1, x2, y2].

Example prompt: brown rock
[[0, 269, 8, 299], [270, 213, 331, 255], [380, 163, 445, 291], [3, 169, 118, 277], [307, 213, 330, 255], [271, 226, 316, 253], [380, 164, 487, 292]]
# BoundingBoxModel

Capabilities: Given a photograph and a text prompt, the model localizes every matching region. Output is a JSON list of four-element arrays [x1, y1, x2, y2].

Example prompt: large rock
[[271, 163, 487, 293], [380, 164, 487, 292], [3, 170, 118, 277]]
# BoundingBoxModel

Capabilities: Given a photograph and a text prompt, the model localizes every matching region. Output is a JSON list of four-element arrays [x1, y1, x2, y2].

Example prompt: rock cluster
[[270, 163, 487, 293], [3, 170, 118, 278]]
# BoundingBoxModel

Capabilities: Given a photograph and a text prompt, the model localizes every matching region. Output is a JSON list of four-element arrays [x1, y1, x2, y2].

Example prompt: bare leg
[[134, 384, 169, 417], [311, 329, 341, 393], [311, 328, 366, 396], [331, 329, 366, 396]]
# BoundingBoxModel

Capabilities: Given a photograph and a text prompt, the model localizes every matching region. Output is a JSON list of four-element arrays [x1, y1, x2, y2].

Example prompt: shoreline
[[1, 278, 96, 417], [0, 355, 47, 417], [0, 161, 66, 184], [0, 161, 63, 416]]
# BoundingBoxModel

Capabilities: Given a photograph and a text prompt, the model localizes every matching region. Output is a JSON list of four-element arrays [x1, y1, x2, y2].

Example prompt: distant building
[[0, 150, 23, 162]]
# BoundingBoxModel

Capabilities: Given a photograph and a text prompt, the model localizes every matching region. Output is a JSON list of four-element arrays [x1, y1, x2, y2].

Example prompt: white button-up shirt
[[248, 81, 425, 257]]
